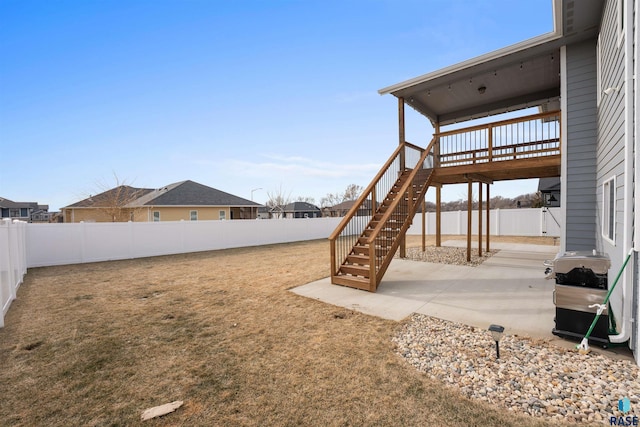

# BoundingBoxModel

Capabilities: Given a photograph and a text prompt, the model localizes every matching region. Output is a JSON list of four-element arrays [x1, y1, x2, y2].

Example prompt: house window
[[603, 177, 616, 243], [190, 210, 198, 221], [20, 208, 28, 217], [219, 210, 226, 220], [9, 208, 20, 217], [153, 211, 160, 222]]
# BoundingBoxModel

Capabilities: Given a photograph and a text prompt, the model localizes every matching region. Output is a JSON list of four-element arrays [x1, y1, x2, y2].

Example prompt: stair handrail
[[328, 142, 409, 241], [366, 135, 437, 245]]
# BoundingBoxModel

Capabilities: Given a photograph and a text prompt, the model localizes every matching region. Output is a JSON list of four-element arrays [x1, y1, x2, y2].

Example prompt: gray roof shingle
[[142, 180, 261, 207], [283, 202, 321, 213], [64, 180, 261, 208]]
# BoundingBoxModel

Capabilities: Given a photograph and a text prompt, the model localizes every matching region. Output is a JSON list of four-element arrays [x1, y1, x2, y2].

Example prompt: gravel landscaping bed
[[398, 246, 499, 266], [394, 314, 640, 424]]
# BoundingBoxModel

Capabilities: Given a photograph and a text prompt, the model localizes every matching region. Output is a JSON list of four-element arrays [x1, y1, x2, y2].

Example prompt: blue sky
[[1, 0, 554, 210]]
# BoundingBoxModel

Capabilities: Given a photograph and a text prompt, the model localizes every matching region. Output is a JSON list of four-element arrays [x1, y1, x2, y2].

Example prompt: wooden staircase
[[329, 110, 562, 292], [329, 139, 436, 292]]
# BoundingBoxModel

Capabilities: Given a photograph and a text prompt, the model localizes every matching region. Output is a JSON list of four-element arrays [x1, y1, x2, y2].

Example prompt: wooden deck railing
[[436, 111, 561, 167]]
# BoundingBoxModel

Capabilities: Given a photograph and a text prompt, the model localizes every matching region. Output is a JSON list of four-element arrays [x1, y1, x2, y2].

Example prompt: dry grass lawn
[[0, 236, 559, 426]]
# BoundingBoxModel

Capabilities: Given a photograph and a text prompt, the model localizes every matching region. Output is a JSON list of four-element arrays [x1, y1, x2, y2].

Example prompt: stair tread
[[335, 274, 369, 282]]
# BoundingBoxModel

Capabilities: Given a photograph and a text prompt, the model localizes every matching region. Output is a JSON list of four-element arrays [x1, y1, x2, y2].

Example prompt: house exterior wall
[[596, 0, 628, 329], [1, 207, 32, 222], [63, 206, 247, 222], [63, 208, 137, 223], [142, 207, 231, 222], [564, 39, 599, 251]]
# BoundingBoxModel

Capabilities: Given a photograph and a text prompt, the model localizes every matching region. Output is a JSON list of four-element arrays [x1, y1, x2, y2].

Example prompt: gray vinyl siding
[[596, 0, 627, 328], [564, 39, 598, 251], [633, 0, 638, 360]]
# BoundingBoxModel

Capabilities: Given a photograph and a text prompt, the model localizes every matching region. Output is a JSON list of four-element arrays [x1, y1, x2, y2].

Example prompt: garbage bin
[[548, 251, 611, 345]]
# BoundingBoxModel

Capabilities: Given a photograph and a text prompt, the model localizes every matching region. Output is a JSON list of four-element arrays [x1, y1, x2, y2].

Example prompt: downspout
[[559, 45, 568, 254], [609, 0, 635, 344]]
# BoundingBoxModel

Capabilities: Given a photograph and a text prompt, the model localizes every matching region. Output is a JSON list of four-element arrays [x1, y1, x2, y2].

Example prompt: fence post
[[496, 208, 501, 236], [79, 221, 86, 264], [128, 220, 135, 259], [7, 220, 17, 301]]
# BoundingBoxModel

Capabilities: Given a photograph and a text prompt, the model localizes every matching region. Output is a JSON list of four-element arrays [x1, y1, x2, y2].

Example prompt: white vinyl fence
[[26, 217, 344, 268], [0, 219, 27, 328], [407, 207, 562, 237], [2, 209, 560, 327]]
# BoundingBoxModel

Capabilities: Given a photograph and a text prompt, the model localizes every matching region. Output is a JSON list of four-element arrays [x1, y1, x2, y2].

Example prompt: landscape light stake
[[488, 324, 504, 359]]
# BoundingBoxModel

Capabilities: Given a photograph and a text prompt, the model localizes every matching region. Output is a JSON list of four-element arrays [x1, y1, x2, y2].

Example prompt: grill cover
[[552, 251, 611, 274], [552, 251, 610, 289]]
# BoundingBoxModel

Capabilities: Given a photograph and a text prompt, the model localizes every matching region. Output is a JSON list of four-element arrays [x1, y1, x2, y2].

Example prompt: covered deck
[[375, 8, 587, 260]]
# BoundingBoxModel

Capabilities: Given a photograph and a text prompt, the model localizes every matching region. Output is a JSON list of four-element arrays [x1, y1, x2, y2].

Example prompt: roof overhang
[[378, 0, 604, 126]]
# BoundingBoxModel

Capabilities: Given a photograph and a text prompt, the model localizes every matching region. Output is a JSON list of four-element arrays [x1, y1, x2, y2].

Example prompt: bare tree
[[530, 191, 544, 208], [320, 183, 363, 208], [296, 196, 316, 204], [90, 173, 148, 222], [265, 185, 292, 208], [342, 184, 363, 201], [320, 192, 342, 208]]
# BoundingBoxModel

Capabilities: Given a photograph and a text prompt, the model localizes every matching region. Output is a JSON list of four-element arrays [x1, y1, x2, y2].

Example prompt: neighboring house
[[538, 177, 561, 207], [256, 205, 287, 219], [369, 0, 640, 364], [29, 207, 53, 223], [256, 206, 271, 220], [270, 205, 285, 219], [325, 200, 376, 217], [0, 197, 50, 222], [62, 180, 262, 222], [283, 202, 321, 218]]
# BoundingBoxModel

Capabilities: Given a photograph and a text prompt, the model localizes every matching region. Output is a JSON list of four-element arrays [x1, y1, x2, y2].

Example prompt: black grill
[[550, 251, 611, 346]]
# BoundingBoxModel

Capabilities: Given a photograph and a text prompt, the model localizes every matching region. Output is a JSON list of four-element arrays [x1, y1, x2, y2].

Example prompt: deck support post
[[422, 198, 426, 251], [486, 183, 490, 252], [398, 97, 405, 168], [467, 179, 472, 262], [434, 123, 441, 248], [398, 97, 406, 258], [436, 186, 442, 247], [478, 182, 483, 257]]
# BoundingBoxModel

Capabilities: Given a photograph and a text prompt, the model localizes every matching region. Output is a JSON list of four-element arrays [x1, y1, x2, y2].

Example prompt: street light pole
[[251, 187, 263, 201]]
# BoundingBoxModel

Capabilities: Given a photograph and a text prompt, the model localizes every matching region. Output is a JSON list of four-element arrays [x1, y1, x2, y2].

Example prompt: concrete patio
[[293, 241, 559, 338]]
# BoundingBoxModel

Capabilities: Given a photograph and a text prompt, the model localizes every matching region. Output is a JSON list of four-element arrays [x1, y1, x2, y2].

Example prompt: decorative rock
[[393, 314, 640, 422]]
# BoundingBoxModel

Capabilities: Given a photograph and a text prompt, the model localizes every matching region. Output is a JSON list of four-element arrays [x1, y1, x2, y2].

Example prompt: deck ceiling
[[379, 0, 604, 126]]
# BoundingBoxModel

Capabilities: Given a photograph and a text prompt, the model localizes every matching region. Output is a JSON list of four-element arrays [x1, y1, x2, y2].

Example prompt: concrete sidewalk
[[292, 241, 559, 338]]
